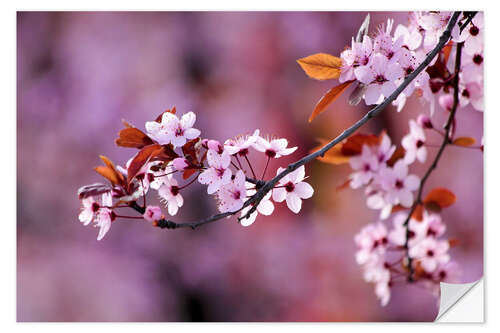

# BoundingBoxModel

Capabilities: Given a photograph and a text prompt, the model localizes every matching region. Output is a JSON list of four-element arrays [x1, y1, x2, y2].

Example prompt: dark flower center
[[426, 250, 435, 257], [469, 25, 479, 36], [238, 148, 249, 156], [363, 163, 371, 172], [175, 127, 184, 137], [285, 181, 295, 193], [265, 149, 277, 158], [375, 75, 386, 83], [473, 54, 483, 65], [395, 179, 404, 189], [91, 202, 101, 212], [416, 140, 424, 148], [462, 89, 470, 98], [170, 186, 179, 196]]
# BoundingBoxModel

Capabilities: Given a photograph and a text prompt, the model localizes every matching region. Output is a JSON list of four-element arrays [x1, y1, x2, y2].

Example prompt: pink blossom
[[95, 192, 114, 241], [143, 205, 163, 222], [354, 54, 403, 105], [198, 150, 232, 194], [158, 178, 184, 216], [253, 136, 297, 159], [394, 24, 422, 50], [79, 196, 98, 226], [349, 145, 379, 189], [378, 160, 420, 208], [272, 166, 314, 214], [388, 213, 427, 247], [216, 170, 247, 213], [239, 183, 275, 226], [172, 157, 189, 171], [409, 238, 450, 273], [462, 13, 483, 56], [402, 119, 427, 164], [373, 19, 403, 63], [207, 139, 224, 153], [224, 129, 260, 156], [339, 36, 373, 83], [354, 222, 389, 265], [145, 111, 201, 147]]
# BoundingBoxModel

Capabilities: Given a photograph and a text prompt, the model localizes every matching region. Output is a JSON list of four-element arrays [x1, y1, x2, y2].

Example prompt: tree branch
[[403, 39, 465, 282], [141, 11, 461, 231]]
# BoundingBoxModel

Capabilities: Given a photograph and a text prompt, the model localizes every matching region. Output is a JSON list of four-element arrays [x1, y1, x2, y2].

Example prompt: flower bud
[[172, 158, 189, 171], [143, 205, 162, 222]]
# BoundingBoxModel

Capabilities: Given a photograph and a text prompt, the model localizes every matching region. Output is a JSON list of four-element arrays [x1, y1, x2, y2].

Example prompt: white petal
[[180, 111, 196, 129], [286, 193, 302, 214], [240, 207, 257, 226], [184, 128, 201, 140], [294, 182, 314, 199], [257, 200, 274, 216], [272, 187, 286, 202], [97, 220, 111, 241]]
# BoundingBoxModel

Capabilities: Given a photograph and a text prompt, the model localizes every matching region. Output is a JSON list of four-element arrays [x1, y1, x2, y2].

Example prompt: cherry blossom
[[339, 36, 373, 83], [158, 178, 184, 216], [224, 129, 260, 156], [272, 166, 314, 214], [198, 150, 232, 194], [402, 119, 427, 164], [145, 111, 201, 147], [354, 54, 403, 105], [349, 145, 379, 189], [216, 170, 247, 213], [354, 222, 389, 265], [143, 205, 163, 222], [254, 136, 298, 159], [409, 238, 450, 272], [378, 160, 420, 208], [78, 196, 98, 226], [239, 183, 274, 227], [95, 192, 114, 241]]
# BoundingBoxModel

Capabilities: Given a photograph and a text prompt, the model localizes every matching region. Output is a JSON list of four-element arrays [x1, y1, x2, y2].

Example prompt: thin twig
[[403, 40, 465, 282], [137, 11, 461, 231]]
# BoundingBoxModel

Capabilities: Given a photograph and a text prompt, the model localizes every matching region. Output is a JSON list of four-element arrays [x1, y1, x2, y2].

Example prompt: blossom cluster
[[346, 114, 464, 306], [340, 12, 483, 113], [354, 211, 460, 306], [78, 109, 314, 240]]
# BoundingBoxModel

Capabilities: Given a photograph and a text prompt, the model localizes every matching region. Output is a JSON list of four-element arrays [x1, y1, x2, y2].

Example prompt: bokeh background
[[17, 11, 483, 322]]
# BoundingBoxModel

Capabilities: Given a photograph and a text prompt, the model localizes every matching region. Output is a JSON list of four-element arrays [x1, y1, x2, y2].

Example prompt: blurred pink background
[[17, 11, 483, 321]]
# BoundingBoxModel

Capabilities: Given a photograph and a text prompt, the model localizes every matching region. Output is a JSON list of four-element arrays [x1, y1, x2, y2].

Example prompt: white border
[[4, 0, 498, 331]]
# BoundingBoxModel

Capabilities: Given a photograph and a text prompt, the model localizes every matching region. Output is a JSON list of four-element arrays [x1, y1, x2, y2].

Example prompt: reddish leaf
[[391, 204, 407, 214], [154, 144, 179, 162], [336, 178, 351, 191], [386, 146, 406, 167], [453, 136, 476, 147], [448, 238, 460, 248], [411, 204, 424, 222], [309, 80, 354, 122], [94, 155, 126, 187], [297, 53, 343, 80], [182, 138, 201, 165], [341, 134, 380, 156], [311, 139, 350, 165], [182, 168, 198, 180], [115, 127, 155, 149], [126, 144, 164, 187], [424, 188, 457, 209]]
